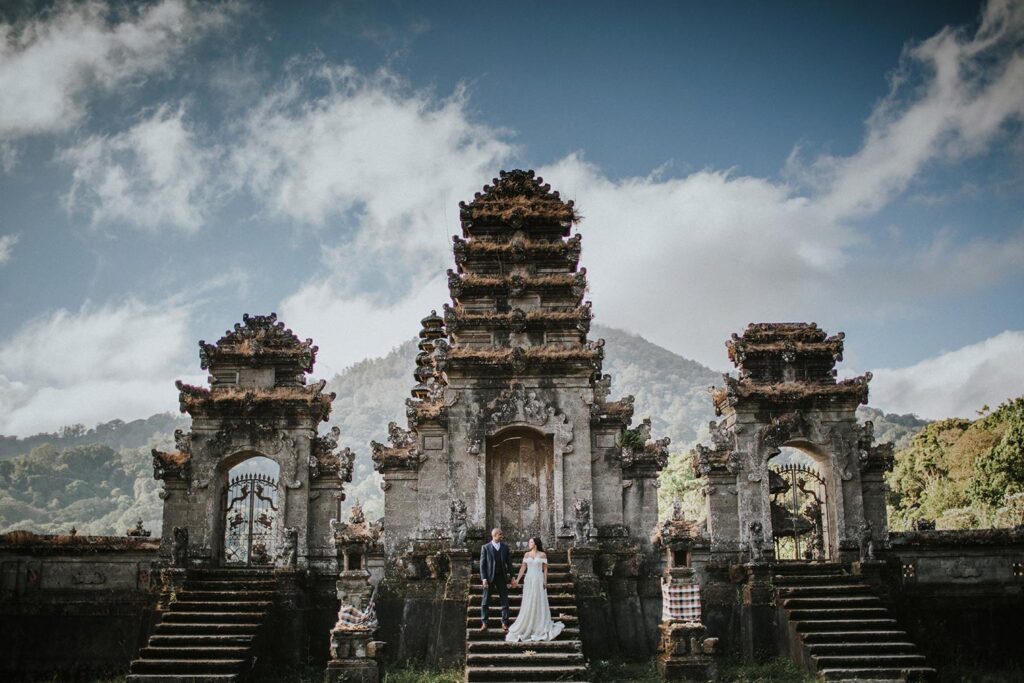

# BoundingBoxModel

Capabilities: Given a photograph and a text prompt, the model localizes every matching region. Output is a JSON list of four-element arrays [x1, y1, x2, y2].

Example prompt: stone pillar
[[325, 632, 383, 683], [657, 622, 717, 681], [740, 563, 776, 662]]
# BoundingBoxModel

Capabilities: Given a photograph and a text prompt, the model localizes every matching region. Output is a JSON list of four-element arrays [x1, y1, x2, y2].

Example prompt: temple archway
[[220, 454, 281, 566], [767, 445, 832, 561], [486, 427, 555, 549]]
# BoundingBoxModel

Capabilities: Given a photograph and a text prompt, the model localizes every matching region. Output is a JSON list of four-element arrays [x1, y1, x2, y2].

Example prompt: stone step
[[126, 676, 238, 683], [813, 654, 928, 668], [467, 628, 580, 641], [172, 601, 272, 612], [800, 630, 909, 644], [806, 642, 919, 656], [155, 622, 263, 635], [140, 646, 250, 660], [795, 619, 898, 633], [776, 584, 873, 597], [130, 658, 247, 674], [474, 563, 571, 571], [772, 574, 857, 586], [467, 605, 577, 616], [782, 596, 881, 609], [189, 569, 274, 579], [177, 590, 275, 601], [468, 593, 576, 606], [186, 580, 277, 591], [466, 664, 588, 682], [788, 607, 890, 621], [472, 616, 579, 630], [147, 635, 255, 647], [818, 666, 936, 681], [163, 611, 268, 624], [467, 640, 581, 653], [471, 583, 572, 594], [771, 563, 846, 575], [467, 652, 585, 665]]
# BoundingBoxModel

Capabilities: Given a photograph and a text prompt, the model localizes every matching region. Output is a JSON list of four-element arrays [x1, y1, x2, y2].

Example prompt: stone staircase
[[774, 564, 935, 682], [126, 568, 275, 682], [466, 550, 588, 683]]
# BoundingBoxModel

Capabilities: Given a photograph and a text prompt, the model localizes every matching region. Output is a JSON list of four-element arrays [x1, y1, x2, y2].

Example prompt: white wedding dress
[[505, 555, 565, 642]]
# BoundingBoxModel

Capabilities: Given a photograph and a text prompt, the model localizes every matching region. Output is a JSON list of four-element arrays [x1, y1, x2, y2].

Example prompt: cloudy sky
[[0, 0, 1022, 435]]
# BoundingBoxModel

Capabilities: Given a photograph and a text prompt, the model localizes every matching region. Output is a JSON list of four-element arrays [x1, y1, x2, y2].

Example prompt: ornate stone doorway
[[486, 428, 555, 548], [769, 454, 830, 561], [222, 457, 280, 566]]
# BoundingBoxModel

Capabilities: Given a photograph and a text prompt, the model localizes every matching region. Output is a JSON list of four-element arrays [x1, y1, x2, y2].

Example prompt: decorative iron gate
[[770, 462, 828, 561], [223, 472, 279, 566]]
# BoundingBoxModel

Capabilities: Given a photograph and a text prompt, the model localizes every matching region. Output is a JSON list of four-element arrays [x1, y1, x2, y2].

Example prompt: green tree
[[969, 400, 1024, 507]]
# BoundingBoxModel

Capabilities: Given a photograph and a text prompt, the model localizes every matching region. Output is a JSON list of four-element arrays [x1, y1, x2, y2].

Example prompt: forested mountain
[[0, 413, 188, 461], [0, 325, 955, 535]]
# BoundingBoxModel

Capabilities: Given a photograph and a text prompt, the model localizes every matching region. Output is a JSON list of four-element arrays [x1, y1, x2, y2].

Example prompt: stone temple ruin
[[1, 170, 1022, 683]]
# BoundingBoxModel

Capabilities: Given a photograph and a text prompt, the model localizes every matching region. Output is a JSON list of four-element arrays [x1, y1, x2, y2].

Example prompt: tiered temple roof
[[713, 322, 870, 415], [382, 169, 667, 475], [172, 313, 335, 424], [438, 170, 601, 376]]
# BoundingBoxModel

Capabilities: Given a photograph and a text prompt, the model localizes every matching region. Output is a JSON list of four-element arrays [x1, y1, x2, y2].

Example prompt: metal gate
[[770, 462, 828, 561], [223, 472, 279, 566]]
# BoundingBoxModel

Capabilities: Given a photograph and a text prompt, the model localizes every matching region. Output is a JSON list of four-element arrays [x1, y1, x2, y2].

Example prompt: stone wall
[[0, 533, 160, 679], [885, 528, 1024, 667]]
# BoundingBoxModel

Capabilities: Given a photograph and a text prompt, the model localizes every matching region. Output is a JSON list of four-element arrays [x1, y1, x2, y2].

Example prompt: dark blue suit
[[480, 541, 513, 626]]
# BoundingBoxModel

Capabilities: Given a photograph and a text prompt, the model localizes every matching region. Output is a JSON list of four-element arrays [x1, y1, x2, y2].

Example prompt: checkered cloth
[[334, 586, 379, 631], [335, 602, 378, 630], [662, 581, 701, 623]]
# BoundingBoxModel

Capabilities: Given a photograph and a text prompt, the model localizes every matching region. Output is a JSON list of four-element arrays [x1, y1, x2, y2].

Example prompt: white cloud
[[870, 330, 1024, 419], [796, 0, 1024, 220], [281, 274, 448, 377], [0, 299, 197, 436], [0, 0, 233, 141], [0, 234, 17, 265], [233, 63, 512, 233], [60, 104, 217, 232]]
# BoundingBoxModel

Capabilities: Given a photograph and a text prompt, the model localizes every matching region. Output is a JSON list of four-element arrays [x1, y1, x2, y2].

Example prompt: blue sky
[[0, 0, 1022, 435]]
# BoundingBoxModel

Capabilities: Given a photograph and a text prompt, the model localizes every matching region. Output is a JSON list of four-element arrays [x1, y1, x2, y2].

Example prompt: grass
[[718, 657, 815, 682]]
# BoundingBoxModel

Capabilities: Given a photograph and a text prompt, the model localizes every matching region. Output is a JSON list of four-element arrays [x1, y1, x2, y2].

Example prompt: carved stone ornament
[[503, 477, 540, 509], [467, 383, 575, 455]]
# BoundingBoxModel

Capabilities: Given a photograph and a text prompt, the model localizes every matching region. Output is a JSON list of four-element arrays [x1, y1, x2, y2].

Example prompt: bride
[[506, 537, 565, 642]]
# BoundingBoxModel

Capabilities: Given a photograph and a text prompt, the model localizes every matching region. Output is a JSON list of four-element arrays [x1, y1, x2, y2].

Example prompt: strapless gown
[[505, 556, 565, 642]]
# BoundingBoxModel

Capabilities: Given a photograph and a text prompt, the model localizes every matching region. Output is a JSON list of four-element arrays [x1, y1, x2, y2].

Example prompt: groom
[[479, 527, 513, 631]]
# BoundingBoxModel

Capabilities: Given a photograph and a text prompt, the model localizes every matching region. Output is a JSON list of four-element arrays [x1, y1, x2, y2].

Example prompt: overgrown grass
[[937, 663, 1024, 683], [380, 665, 462, 683], [717, 656, 815, 682], [590, 658, 661, 682]]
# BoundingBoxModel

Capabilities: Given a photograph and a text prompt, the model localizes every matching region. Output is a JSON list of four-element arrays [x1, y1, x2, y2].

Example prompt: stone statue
[[172, 526, 188, 568], [127, 519, 151, 537], [278, 527, 298, 568], [450, 499, 468, 549], [573, 498, 592, 546], [350, 502, 366, 526], [748, 521, 765, 563], [858, 521, 875, 561]]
